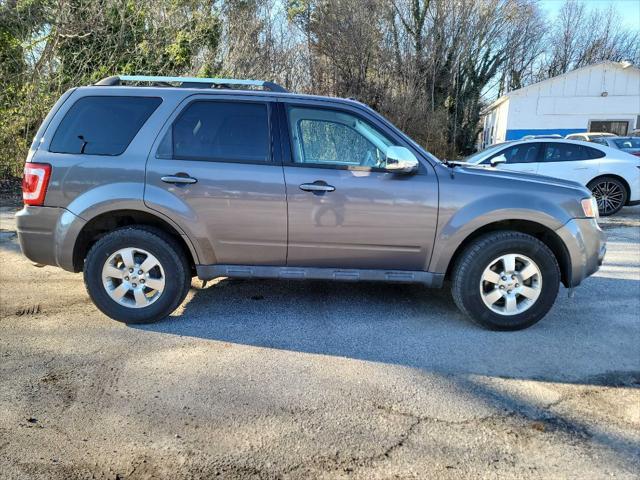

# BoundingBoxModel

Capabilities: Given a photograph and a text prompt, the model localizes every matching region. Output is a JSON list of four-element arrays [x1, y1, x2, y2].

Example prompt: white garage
[[481, 61, 640, 148]]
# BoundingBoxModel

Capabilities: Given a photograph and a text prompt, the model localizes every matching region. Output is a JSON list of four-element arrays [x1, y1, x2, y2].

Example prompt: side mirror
[[385, 146, 419, 174], [490, 154, 507, 166]]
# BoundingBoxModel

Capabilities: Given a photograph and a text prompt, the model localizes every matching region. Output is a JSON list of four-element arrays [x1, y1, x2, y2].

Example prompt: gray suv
[[17, 75, 606, 330]]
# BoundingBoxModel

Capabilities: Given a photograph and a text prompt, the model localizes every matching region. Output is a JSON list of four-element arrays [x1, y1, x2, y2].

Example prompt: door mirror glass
[[490, 153, 507, 166], [385, 146, 419, 173]]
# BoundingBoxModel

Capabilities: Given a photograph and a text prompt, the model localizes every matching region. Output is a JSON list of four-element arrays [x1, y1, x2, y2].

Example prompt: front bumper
[[16, 206, 86, 271], [555, 217, 606, 287]]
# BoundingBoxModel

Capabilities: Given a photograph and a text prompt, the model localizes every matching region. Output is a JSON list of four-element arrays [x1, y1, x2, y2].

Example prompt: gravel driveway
[[1, 205, 639, 479]]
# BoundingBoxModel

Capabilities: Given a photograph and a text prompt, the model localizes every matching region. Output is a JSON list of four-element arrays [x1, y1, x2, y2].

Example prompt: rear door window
[[159, 101, 270, 163], [49, 96, 161, 155], [542, 143, 603, 162]]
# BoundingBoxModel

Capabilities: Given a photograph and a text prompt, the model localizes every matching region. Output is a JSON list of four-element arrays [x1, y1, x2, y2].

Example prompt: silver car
[[465, 138, 640, 216], [16, 75, 606, 330], [590, 136, 640, 157]]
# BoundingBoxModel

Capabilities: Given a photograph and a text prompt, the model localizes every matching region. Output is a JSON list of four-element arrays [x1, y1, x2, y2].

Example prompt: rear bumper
[[555, 218, 606, 287], [16, 206, 85, 271]]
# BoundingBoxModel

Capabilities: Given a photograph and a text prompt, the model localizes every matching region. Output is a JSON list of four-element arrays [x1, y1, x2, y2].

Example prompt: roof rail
[[94, 75, 288, 93]]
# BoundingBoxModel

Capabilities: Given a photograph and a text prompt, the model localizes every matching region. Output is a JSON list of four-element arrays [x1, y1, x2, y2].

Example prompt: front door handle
[[299, 182, 335, 193], [161, 174, 197, 185]]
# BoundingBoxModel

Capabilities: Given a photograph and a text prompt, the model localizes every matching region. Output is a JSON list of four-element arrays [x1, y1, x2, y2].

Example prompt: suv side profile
[[17, 76, 606, 330]]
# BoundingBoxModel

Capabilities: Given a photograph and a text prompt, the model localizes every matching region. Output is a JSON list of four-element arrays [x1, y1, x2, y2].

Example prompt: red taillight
[[631, 151, 640, 157], [22, 163, 51, 206]]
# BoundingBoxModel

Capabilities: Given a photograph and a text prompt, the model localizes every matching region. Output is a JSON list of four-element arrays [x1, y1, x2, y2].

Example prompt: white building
[[481, 61, 640, 148]]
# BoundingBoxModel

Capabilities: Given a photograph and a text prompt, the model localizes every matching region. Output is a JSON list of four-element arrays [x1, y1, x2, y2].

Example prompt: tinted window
[[167, 101, 269, 162], [613, 138, 640, 149], [484, 143, 541, 164], [288, 107, 393, 167], [50, 96, 161, 155], [584, 145, 606, 159], [543, 143, 602, 162]]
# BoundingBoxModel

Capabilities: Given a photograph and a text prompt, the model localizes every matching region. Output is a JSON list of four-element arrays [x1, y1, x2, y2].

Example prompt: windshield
[[613, 138, 640, 149], [464, 143, 508, 163]]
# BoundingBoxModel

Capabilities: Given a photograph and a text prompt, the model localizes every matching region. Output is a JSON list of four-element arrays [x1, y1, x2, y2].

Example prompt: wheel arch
[[445, 220, 572, 288], [72, 209, 198, 273]]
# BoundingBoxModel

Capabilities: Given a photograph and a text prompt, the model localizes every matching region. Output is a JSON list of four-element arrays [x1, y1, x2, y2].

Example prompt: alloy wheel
[[591, 181, 624, 215], [101, 247, 165, 308], [479, 253, 542, 316]]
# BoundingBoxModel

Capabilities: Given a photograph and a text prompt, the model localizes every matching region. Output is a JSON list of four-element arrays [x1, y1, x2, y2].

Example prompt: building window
[[589, 120, 629, 136]]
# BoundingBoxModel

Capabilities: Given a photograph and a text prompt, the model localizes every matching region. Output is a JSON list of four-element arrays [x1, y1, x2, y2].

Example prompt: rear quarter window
[[584, 145, 606, 159], [49, 96, 162, 155]]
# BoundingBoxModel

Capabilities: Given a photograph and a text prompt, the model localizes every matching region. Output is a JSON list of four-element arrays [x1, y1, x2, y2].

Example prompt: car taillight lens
[[631, 151, 640, 157], [22, 163, 51, 206]]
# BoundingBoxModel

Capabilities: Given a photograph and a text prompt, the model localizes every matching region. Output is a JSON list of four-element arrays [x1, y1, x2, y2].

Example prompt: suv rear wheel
[[84, 227, 191, 324], [451, 231, 560, 330]]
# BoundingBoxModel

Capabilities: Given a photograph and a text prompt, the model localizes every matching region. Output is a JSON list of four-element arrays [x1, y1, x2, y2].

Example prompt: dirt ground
[[1, 204, 639, 479]]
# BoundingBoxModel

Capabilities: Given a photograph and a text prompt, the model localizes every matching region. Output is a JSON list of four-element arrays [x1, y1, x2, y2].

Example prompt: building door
[[589, 120, 629, 136]]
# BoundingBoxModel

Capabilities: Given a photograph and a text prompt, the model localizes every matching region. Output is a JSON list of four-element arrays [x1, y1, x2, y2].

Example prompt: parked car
[[521, 134, 563, 140], [465, 138, 640, 216], [589, 136, 640, 157], [565, 132, 617, 142], [17, 75, 606, 330]]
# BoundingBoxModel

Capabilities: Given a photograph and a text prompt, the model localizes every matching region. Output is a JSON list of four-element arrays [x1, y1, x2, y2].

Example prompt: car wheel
[[84, 226, 191, 324], [588, 176, 627, 216], [451, 231, 560, 331]]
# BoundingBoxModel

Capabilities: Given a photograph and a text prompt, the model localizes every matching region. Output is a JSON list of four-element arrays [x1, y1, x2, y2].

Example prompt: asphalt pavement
[[1, 205, 638, 479]]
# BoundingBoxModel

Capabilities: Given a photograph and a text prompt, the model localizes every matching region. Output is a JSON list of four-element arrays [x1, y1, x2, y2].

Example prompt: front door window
[[288, 107, 394, 169]]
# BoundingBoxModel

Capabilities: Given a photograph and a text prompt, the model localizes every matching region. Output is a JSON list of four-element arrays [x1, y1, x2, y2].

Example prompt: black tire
[[451, 231, 560, 331], [587, 176, 628, 216], [84, 226, 191, 324]]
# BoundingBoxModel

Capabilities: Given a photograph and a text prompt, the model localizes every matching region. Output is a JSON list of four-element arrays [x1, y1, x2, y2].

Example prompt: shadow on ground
[[134, 272, 640, 385]]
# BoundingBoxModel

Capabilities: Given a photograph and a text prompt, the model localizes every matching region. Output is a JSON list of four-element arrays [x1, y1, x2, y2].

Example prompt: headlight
[[581, 197, 599, 219]]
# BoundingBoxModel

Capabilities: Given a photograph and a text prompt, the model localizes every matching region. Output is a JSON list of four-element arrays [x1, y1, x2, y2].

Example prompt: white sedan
[[465, 139, 640, 216]]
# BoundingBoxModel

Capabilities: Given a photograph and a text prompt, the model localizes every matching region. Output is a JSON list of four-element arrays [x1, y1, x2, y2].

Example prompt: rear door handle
[[161, 175, 197, 185], [299, 182, 335, 193]]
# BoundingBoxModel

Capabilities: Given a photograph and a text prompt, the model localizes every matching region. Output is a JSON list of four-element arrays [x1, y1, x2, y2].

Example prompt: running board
[[196, 265, 444, 288]]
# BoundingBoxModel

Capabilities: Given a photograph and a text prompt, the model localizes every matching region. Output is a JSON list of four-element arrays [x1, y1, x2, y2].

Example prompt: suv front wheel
[[451, 231, 560, 330], [84, 227, 191, 324]]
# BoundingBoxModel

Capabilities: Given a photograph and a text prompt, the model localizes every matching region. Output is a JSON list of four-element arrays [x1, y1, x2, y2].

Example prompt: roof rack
[[94, 75, 288, 93]]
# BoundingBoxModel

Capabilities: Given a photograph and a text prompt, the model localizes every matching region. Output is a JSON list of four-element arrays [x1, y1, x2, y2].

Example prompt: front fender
[[428, 191, 572, 274]]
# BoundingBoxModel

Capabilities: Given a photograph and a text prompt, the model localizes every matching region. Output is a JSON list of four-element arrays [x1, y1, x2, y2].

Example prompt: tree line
[[1, 0, 638, 179]]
